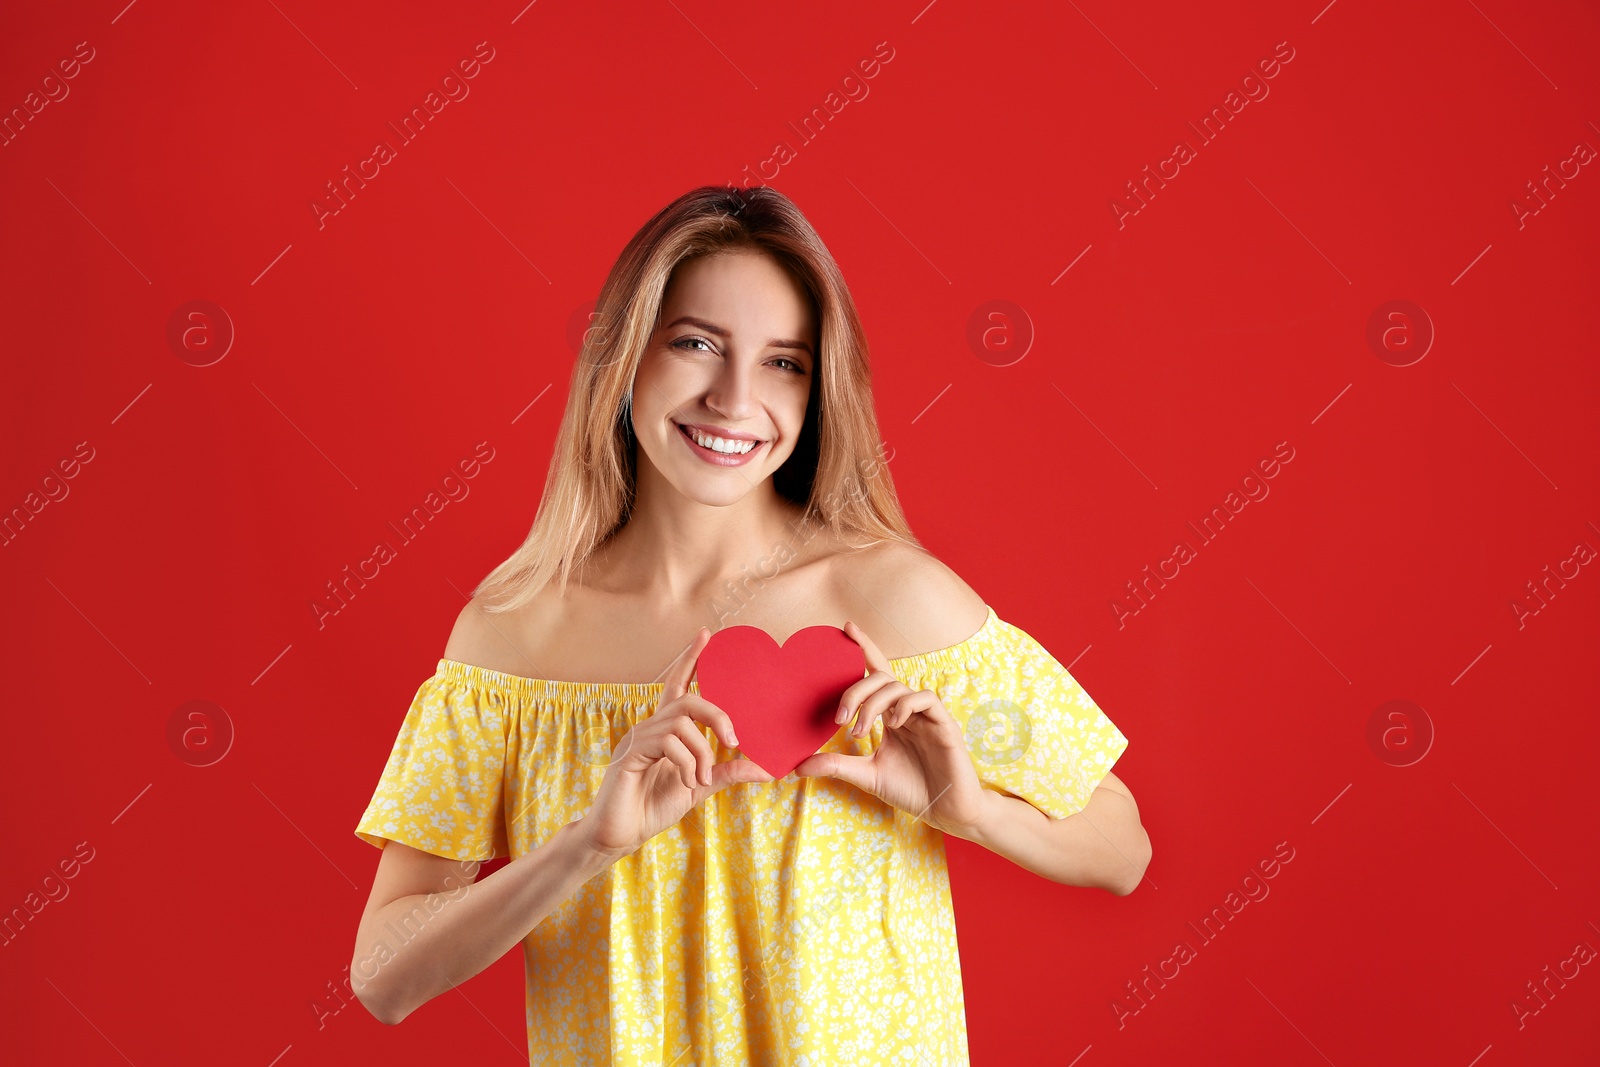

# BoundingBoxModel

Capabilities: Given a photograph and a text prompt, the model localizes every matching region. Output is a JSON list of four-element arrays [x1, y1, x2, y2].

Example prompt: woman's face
[[630, 250, 817, 508]]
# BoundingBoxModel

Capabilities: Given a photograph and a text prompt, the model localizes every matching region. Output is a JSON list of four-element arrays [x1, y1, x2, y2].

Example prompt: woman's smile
[[673, 418, 769, 467]]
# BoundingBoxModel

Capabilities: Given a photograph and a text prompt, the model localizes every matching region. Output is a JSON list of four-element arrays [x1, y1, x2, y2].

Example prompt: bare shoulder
[[829, 539, 990, 659], [441, 587, 561, 677], [442, 596, 510, 665]]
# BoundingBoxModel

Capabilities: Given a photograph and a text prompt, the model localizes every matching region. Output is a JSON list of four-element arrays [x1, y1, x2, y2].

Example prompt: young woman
[[350, 185, 1149, 1064]]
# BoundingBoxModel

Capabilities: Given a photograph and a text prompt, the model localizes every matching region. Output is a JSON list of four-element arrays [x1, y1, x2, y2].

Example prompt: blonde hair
[[472, 184, 919, 613]]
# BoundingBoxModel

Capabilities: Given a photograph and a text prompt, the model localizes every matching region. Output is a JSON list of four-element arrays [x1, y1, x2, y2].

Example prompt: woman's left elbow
[[1108, 827, 1152, 896]]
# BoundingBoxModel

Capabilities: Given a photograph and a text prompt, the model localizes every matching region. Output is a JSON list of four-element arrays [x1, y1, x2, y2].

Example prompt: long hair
[[471, 184, 919, 613]]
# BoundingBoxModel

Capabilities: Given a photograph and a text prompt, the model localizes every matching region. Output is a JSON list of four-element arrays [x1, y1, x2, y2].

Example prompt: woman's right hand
[[576, 626, 774, 862]]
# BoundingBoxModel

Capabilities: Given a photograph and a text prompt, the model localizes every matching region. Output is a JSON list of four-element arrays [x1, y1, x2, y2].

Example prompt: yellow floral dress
[[354, 605, 1129, 1065]]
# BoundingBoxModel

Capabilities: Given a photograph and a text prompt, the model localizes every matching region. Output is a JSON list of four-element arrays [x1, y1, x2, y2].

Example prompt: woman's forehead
[[660, 255, 817, 339]]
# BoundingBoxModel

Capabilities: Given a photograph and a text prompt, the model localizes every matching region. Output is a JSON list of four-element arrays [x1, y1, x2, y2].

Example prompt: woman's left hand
[[794, 620, 990, 838]]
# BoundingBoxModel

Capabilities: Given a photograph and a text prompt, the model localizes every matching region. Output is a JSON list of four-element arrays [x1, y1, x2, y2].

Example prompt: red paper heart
[[694, 623, 866, 779]]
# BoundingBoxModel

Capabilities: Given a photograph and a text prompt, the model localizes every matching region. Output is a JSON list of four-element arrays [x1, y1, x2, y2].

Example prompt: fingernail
[[729, 734, 740, 747], [836, 704, 849, 724]]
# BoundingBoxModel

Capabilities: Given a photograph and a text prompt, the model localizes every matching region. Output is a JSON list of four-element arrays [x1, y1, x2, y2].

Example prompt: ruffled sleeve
[[939, 616, 1129, 820], [354, 664, 510, 861]]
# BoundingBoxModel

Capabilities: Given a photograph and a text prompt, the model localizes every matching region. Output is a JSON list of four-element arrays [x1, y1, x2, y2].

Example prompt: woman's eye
[[670, 337, 803, 374]]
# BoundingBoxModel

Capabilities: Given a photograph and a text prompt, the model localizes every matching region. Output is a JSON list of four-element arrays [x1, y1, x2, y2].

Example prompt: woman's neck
[[590, 493, 811, 604]]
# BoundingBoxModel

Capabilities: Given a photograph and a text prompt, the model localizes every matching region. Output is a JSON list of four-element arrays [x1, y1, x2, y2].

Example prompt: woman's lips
[[676, 421, 766, 467]]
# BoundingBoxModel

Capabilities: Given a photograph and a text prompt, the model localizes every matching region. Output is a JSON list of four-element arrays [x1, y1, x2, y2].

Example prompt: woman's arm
[[946, 770, 1151, 894], [351, 820, 616, 1025]]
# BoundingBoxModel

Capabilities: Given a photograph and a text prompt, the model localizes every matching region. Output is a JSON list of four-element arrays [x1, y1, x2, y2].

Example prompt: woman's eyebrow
[[663, 315, 814, 356]]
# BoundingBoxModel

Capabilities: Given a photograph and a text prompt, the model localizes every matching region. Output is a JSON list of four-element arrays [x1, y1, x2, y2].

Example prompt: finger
[[843, 619, 893, 675], [909, 689, 956, 728], [887, 691, 939, 730], [660, 733, 698, 792], [610, 725, 651, 769], [794, 749, 876, 794], [849, 679, 909, 737], [851, 680, 913, 739], [837, 621, 902, 729], [667, 716, 716, 787], [608, 728, 638, 765], [662, 626, 711, 703], [888, 694, 925, 729], [710, 755, 775, 790], [837, 668, 893, 727], [671, 693, 742, 751]]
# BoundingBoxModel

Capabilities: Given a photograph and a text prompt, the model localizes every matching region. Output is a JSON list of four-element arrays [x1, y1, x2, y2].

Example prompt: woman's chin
[[676, 478, 763, 507]]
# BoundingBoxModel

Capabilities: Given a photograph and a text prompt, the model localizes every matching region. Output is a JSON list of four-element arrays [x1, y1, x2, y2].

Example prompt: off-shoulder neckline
[[434, 604, 999, 700]]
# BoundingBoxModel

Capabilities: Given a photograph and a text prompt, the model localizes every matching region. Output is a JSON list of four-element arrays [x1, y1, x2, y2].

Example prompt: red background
[[4, 0, 1598, 1063]]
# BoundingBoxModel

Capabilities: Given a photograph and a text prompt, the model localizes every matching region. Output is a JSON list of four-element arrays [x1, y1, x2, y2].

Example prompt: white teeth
[[684, 425, 757, 454]]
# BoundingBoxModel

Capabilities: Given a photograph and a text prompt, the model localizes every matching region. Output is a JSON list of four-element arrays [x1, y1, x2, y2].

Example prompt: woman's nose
[[704, 358, 757, 418]]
